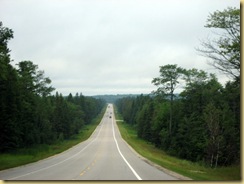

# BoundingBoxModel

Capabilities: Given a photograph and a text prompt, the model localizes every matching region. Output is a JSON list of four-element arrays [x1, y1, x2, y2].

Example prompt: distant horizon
[[55, 92, 150, 97], [56, 92, 185, 98], [0, 0, 238, 96]]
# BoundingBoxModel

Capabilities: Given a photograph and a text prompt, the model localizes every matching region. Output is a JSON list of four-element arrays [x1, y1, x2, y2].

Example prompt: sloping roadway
[[0, 104, 180, 180]]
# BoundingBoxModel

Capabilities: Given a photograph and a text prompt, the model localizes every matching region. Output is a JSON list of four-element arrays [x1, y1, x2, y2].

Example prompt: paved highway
[[0, 104, 180, 180]]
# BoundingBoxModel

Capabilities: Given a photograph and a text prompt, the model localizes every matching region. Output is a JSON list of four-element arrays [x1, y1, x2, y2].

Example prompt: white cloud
[[0, 0, 239, 95]]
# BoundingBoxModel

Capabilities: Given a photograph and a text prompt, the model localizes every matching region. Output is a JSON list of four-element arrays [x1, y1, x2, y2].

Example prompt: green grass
[[0, 107, 106, 171], [114, 109, 241, 181]]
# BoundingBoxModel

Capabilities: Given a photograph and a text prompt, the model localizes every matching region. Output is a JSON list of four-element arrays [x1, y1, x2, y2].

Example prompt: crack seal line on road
[[8, 114, 106, 180], [111, 107, 142, 180]]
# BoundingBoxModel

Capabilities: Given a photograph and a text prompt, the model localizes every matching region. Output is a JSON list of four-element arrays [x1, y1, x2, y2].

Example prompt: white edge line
[[111, 106, 142, 180]]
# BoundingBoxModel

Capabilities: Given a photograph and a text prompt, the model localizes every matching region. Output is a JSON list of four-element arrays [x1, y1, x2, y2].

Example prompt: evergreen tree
[[152, 64, 184, 136]]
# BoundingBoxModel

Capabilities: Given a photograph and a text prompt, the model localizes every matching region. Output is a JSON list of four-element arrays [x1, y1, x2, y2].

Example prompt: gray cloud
[[0, 0, 239, 95]]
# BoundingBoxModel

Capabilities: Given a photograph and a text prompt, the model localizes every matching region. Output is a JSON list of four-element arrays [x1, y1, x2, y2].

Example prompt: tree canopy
[[197, 7, 240, 83], [0, 22, 105, 152], [116, 7, 240, 167]]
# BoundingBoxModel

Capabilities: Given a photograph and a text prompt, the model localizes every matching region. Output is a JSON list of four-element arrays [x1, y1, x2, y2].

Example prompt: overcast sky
[[0, 0, 240, 96]]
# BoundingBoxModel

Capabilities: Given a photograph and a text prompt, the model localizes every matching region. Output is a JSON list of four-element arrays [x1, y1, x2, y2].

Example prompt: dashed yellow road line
[[79, 145, 101, 176], [79, 109, 112, 178], [80, 171, 86, 176]]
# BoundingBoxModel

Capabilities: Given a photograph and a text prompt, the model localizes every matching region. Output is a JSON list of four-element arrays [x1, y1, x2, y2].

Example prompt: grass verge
[[114, 108, 240, 180], [0, 107, 106, 171]]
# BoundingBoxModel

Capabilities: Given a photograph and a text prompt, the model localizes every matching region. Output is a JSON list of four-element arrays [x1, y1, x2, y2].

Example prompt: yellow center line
[[79, 136, 103, 176], [80, 170, 86, 176], [79, 110, 111, 178]]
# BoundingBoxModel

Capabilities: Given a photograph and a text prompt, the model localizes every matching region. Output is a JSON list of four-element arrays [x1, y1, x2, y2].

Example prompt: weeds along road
[[0, 104, 178, 180]]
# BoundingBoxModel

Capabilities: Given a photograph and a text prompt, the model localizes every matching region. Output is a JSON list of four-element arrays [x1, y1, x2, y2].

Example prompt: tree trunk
[[169, 90, 174, 136], [215, 153, 219, 168], [211, 154, 214, 167], [215, 142, 220, 168]]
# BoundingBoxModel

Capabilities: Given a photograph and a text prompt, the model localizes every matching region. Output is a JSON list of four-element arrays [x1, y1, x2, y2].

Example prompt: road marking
[[79, 149, 100, 176], [80, 171, 85, 176], [78, 118, 106, 178], [111, 106, 142, 180], [9, 112, 107, 180]]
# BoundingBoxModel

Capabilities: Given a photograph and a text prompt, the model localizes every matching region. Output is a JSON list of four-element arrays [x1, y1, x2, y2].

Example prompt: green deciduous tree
[[116, 63, 239, 167], [116, 7, 240, 167], [197, 7, 240, 82]]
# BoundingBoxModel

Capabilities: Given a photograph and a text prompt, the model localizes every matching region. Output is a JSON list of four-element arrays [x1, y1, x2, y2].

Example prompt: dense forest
[[93, 94, 141, 103], [116, 7, 240, 167], [0, 22, 105, 152]]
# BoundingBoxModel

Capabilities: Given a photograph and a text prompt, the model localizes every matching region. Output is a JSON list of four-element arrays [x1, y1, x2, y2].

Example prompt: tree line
[[0, 22, 105, 152], [116, 68, 239, 167], [116, 7, 240, 167]]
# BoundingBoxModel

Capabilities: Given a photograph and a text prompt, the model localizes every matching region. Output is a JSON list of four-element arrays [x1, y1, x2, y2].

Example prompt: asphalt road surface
[[0, 104, 179, 180]]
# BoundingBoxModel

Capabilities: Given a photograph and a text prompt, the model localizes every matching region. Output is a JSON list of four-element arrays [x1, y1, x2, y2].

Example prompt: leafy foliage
[[116, 8, 241, 166], [197, 7, 240, 82], [116, 65, 240, 166]]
